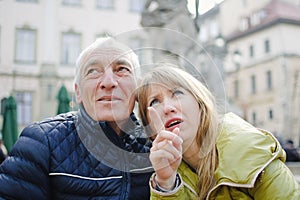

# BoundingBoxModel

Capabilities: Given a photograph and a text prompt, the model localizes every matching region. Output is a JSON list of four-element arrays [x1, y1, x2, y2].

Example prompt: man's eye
[[86, 69, 97, 75], [86, 68, 102, 78], [149, 99, 159, 107], [116, 66, 131, 74]]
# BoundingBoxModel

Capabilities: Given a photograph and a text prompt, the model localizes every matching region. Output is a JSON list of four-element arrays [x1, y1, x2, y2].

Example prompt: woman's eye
[[149, 99, 159, 107], [173, 90, 184, 96]]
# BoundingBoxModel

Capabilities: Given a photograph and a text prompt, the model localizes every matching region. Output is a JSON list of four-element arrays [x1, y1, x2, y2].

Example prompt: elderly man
[[0, 37, 152, 199]]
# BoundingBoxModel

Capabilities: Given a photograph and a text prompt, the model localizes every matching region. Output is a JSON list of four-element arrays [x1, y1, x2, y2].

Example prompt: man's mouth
[[97, 96, 120, 102]]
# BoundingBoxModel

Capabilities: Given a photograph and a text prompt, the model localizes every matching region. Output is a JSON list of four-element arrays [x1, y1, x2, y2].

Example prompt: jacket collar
[[213, 112, 285, 187], [75, 104, 153, 173]]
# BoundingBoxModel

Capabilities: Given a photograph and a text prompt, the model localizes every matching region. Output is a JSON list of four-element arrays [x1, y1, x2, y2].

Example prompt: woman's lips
[[165, 118, 183, 131]]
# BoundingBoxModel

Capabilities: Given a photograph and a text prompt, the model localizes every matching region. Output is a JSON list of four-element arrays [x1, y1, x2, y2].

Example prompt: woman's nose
[[163, 101, 177, 115]]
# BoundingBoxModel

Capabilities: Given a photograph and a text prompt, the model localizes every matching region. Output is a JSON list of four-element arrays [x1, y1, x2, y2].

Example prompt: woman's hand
[[148, 107, 183, 190]]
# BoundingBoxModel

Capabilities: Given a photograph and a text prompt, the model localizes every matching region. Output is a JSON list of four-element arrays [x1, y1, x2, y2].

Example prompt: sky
[[187, 0, 225, 15]]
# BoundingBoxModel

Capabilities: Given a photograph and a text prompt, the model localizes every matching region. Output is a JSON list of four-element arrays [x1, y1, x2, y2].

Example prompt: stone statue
[[141, 0, 190, 27], [140, 0, 200, 73], [140, 0, 229, 112]]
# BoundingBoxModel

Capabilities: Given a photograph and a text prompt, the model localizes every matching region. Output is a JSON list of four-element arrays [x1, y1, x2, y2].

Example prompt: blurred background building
[[196, 0, 300, 144], [0, 0, 147, 132], [0, 0, 300, 146]]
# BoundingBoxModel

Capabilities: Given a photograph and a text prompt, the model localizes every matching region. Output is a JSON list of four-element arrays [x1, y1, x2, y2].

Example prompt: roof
[[226, 0, 300, 42]]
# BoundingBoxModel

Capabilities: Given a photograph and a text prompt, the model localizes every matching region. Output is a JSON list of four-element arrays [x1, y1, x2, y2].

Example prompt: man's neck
[[108, 120, 127, 136]]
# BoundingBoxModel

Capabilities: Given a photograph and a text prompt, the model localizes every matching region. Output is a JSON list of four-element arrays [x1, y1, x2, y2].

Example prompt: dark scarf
[[75, 105, 153, 173]]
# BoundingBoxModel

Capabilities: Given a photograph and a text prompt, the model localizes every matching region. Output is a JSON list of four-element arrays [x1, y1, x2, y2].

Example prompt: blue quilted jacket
[[0, 106, 153, 200]]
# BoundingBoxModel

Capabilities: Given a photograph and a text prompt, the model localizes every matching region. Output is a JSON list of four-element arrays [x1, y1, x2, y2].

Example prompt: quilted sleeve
[[251, 159, 300, 199], [0, 123, 51, 199]]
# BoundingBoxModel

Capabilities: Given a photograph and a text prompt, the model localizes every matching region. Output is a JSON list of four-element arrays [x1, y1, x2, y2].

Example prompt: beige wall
[[218, 0, 300, 143], [220, 0, 271, 36], [0, 0, 144, 130], [225, 22, 300, 141]]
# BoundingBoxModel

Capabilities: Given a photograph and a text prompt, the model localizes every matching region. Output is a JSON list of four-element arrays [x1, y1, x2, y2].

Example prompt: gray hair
[[74, 37, 140, 84]]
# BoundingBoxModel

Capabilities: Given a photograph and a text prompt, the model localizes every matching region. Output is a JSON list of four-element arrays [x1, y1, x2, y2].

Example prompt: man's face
[[75, 49, 137, 124]]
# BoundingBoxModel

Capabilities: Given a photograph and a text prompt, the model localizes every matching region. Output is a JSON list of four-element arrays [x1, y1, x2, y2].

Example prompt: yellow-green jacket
[[150, 113, 300, 199]]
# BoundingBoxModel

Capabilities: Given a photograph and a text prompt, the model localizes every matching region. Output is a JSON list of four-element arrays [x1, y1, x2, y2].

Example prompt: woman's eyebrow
[[147, 93, 158, 103]]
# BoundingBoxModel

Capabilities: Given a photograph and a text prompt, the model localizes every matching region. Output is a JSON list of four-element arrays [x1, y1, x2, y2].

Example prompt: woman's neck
[[182, 141, 200, 171]]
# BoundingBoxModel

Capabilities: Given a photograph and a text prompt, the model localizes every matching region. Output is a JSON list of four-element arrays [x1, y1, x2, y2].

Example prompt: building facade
[[0, 0, 146, 132], [198, 0, 300, 144], [1, 0, 300, 145]]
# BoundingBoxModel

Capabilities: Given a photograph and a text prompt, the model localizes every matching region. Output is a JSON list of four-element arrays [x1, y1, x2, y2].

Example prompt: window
[[252, 111, 257, 125], [266, 70, 272, 90], [16, 0, 38, 3], [268, 109, 273, 120], [129, 0, 146, 12], [239, 17, 249, 31], [96, 31, 112, 39], [234, 80, 239, 98], [62, 0, 81, 6], [47, 84, 53, 100], [233, 50, 242, 68], [199, 25, 208, 42], [96, 0, 114, 9], [251, 10, 266, 26], [264, 39, 270, 53], [15, 28, 36, 63], [251, 75, 256, 94], [61, 32, 81, 65], [1, 98, 7, 115], [0, 27, 1, 63], [210, 20, 219, 38], [15, 92, 32, 126], [249, 44, 254, 58], [250, 11, 264, 26]]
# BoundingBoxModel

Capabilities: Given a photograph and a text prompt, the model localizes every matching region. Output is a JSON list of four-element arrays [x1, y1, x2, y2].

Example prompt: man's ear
[[136, 77, 142, 86], [74, 83, 82, 104]]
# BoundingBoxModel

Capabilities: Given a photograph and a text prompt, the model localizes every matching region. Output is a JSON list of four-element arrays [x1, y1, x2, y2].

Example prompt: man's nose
[[99, 69, 118, 89]]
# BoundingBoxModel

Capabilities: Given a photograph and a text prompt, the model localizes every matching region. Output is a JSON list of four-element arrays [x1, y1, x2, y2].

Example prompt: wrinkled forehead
[[81, 48, 135, 71]]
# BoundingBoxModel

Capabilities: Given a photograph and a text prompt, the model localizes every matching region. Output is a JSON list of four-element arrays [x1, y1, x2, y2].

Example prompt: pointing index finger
[[147, 107, 165, 134]]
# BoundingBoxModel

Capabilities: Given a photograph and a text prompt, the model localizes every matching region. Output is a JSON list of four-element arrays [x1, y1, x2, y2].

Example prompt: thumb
[[171, 127, 182, 152], [172, 127, 180, 136]]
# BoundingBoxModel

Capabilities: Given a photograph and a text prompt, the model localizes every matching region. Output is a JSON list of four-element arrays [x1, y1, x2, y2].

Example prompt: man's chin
[[96, 113, 130, 122]]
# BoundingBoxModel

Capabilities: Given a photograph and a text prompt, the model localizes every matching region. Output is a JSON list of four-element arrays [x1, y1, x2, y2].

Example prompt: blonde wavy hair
[[137, 65, 219, 200]]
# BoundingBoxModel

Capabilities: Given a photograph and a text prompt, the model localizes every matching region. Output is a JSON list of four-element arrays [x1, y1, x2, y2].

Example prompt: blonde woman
[[137, 66, 300, 199]]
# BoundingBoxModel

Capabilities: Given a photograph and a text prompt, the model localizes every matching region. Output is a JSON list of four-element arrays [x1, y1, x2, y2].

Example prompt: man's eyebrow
[[84, 60, 102, 71], [114, 59, 132, 68]]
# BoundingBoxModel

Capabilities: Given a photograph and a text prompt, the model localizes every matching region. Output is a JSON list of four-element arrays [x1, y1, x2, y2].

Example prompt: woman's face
[[146, 84, 201, 151]]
